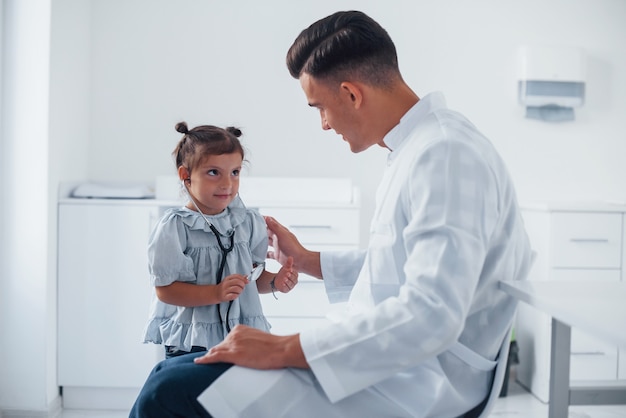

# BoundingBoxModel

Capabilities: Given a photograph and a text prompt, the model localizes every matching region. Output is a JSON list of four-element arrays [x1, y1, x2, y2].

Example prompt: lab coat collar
[[382, 92, 447, 156]]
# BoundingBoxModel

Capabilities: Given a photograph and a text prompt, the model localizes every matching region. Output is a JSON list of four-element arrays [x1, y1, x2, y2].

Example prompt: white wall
[[83, 0, 391, 235], [82, 0, 626, 212], [1, 0, 625, 414], [0, 0, 58, 414], [0, 3, 4, 415]]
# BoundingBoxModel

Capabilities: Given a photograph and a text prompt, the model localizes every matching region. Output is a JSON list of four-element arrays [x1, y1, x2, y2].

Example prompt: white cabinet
[[255, 206, 360, 335], [58, 199, 172, 409], [516, 203, 626, 402]]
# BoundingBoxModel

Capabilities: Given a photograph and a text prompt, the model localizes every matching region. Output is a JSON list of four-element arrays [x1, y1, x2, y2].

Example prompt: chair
[[463, 326, 513, 418]]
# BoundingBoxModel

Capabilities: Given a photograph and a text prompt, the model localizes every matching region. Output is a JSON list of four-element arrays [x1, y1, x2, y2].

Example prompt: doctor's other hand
[[264, 216, 306, 266], [274, 256, 298, 293], [217, 274, 249, 302], [193, 324, 309, 370]]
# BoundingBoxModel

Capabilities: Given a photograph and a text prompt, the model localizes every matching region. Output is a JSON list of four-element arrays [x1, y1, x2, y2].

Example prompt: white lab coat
[[199, 92, 534, 417]]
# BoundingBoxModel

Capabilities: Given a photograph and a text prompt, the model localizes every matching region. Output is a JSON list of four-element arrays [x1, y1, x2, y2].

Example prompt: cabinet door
[[58, 203, 162, 387]]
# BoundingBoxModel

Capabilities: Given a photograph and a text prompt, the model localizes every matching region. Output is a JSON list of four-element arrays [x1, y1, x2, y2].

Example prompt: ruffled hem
[[142, 315, 271, 352]]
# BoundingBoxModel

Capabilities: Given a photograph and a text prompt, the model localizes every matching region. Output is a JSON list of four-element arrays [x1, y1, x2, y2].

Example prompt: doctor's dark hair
[[286, 10, 400, 88], [173, 122, 245, 173]]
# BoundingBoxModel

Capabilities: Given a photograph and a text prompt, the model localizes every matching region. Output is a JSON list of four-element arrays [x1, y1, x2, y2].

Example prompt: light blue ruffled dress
[[142, 196, 271, 351]]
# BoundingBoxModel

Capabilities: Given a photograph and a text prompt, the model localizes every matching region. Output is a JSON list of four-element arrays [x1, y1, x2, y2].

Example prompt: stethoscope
[[181, 179, 238, 333]]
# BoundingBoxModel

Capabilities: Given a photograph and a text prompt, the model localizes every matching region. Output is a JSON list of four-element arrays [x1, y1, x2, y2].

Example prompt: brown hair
[[173, 122, 245, 174]]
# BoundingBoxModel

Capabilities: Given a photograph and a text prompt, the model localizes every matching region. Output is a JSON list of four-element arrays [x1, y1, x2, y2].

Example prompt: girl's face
[[184, 152, 243, 215]]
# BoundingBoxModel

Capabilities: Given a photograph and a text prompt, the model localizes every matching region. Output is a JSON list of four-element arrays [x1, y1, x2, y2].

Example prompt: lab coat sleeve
[[300, 137, 500, 403], [320, 249, 367, 303]]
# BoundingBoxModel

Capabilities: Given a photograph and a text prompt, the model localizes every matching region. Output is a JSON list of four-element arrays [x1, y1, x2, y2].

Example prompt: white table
[[499, 280, 626, 418]]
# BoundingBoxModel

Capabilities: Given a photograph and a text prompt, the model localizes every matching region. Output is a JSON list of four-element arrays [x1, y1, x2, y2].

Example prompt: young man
[[130, 10, 533, 417]]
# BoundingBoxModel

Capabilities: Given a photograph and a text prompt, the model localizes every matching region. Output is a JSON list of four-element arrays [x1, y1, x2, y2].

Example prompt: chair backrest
[[463, 326, 512, 418]]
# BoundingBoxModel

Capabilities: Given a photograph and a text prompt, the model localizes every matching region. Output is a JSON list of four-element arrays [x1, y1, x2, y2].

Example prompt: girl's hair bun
[[175, 121, 189, 134], [226, 126, 242, 138]]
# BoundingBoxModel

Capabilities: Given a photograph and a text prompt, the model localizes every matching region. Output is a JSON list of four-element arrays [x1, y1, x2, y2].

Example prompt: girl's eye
[[207, 169, 218, 176], [232, 169, 240, 176]]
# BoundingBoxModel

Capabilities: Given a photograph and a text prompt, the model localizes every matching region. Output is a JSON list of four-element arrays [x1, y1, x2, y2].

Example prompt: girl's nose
[[220, 176, 232, 189]]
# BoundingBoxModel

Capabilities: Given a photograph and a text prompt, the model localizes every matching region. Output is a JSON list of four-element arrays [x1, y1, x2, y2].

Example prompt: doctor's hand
[[264, 216, 322, 279], [193, 324, 309, 370], [264, 216, 303, 265]]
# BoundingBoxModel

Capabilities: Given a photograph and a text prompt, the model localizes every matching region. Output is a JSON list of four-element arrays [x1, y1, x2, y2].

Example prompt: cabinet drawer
[[259, 207, 359, 245], [570, 329, 618, 380], [550, 213, 622, 268], [260, 282, 329, 317]]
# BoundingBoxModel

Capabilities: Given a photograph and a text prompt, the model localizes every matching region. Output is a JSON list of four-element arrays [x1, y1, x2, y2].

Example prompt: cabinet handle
[[289, 225, 333, 230], [571, 351, 606, 356], [569, 238, 609, 243]]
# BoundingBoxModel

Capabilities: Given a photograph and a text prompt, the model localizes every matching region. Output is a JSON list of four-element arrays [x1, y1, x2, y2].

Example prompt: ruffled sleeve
[[147, 208, 196, 286]]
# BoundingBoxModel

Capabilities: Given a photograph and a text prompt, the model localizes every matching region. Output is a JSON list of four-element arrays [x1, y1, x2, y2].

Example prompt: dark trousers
[[165, 345, 207, 359], [129, 351, 232, 418]]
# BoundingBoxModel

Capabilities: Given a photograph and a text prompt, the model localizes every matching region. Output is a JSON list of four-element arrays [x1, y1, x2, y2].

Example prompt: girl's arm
[[256, 257, 298, 294], [156, 275, 249, 307]]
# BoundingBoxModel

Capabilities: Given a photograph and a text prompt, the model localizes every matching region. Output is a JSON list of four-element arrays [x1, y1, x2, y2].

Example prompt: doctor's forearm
[[295, 250, 323, 280], [282, 334, 310, 369]]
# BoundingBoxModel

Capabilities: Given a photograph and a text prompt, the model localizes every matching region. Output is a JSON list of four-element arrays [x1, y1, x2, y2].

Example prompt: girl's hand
[[273, 256, 298, 293], [217, 274, 249, 302]]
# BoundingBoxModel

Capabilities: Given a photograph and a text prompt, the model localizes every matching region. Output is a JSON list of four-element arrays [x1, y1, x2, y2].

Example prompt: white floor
[[489, 380, 626, 418], [56, 379, 626, 418]]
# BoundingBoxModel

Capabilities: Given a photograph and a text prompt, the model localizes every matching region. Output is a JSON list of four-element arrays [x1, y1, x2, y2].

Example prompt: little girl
[[142, 121, 297, 358]]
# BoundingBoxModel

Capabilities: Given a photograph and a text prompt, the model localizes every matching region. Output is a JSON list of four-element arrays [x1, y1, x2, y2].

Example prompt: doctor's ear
[[340, 81, 363, 109]]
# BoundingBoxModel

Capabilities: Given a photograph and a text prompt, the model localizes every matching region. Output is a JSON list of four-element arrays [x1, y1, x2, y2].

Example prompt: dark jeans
[[129, 351, 233, 418], [165, 345, 207, 359]]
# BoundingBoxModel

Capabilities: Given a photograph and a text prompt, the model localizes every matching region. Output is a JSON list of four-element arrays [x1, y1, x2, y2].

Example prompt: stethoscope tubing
[[182, 181, 238, 334]]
